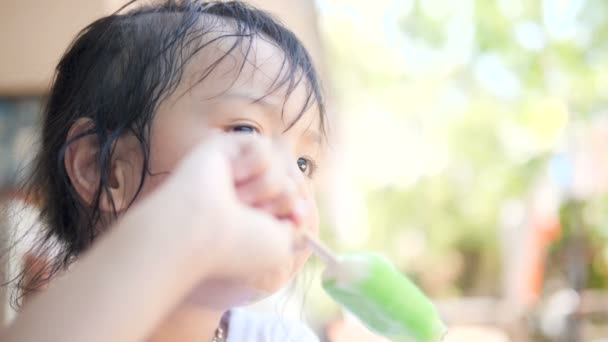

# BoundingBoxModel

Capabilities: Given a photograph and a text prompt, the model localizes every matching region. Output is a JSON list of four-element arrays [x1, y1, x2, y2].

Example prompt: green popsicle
[[303, 233, 447, 342]]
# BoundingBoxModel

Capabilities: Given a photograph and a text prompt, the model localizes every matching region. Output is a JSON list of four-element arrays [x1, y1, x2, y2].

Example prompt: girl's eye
[[297, 157, 316, 178], [228, 124, 260, 134]]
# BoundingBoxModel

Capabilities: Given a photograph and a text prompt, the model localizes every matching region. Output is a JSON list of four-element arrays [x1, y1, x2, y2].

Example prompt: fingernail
[[292, 200, 308, 224]]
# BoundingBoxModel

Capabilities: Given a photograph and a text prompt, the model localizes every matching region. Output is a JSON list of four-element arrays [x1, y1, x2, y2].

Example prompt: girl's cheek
[[127, 171, 173, 206]]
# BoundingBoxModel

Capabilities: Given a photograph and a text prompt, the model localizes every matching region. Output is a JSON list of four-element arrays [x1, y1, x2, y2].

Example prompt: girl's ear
[[64, 118, 101, 207], [63, 118, 138, 214]]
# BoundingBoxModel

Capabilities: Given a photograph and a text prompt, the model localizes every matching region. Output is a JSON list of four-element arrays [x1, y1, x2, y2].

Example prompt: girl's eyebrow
[[220, 89, 322, 145], [220, 90, 282, 110], [302, 129, 322, 147]]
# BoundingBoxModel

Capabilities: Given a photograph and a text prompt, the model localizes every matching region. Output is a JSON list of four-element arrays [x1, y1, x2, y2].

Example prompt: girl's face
[[121, 35, 322, 305]]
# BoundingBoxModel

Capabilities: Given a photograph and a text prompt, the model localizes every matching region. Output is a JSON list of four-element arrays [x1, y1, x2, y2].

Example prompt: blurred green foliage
[[317, 0, 608, 296]]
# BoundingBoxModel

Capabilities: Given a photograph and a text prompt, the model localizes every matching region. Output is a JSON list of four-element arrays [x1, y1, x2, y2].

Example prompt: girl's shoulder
[[227, 308, 319, 342]]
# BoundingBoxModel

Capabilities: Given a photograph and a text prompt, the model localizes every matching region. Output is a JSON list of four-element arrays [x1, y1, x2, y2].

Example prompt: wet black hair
[[8, 0, 325, 306]]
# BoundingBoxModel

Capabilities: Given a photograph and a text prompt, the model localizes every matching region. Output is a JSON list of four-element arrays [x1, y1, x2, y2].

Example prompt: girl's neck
[[148, 305, 226, 342]]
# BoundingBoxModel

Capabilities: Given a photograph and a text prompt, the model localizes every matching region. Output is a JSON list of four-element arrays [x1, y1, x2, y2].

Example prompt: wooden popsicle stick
[[299, 230, 340, 268]]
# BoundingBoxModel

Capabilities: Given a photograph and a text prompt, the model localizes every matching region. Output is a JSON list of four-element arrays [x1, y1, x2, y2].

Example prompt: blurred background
[[2, 0, 608, 341]]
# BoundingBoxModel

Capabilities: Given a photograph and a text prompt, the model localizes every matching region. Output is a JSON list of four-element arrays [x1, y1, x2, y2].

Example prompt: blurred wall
[[0, 207, 7, 326], [0, 0, 324, 95], [0, 0, 112, 95]]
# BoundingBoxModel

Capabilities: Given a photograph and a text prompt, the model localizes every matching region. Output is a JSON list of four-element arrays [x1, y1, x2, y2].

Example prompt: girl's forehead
[[181, 33, 296, 98], [174, 31, 320, 130]]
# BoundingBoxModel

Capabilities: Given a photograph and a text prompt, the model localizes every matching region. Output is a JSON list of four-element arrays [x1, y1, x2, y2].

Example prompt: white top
[[226, 308, 320, 342]]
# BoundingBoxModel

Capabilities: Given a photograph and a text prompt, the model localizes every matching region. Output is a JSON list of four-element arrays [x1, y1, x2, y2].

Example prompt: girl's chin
[[184, 273, 290, 309], [184, 251, 311, 309]]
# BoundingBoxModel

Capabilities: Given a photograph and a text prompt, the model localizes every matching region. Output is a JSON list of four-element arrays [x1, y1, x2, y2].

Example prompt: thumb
[[216, 208, 296, 277]]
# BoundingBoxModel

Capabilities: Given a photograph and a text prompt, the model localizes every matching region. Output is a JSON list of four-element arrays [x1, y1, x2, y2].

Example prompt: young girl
[[1, 1, 325, 341]]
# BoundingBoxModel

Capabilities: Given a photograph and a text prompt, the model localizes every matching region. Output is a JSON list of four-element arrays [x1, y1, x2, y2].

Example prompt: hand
[[0, 134, 306, 342], [164, 132, 298, 281], [233, 135, 307, 226]]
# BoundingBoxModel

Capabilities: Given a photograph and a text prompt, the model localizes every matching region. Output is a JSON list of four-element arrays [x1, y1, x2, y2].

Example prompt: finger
[[256, 184, 298, 221], [223, 208, 296, 275], [236, 167, 287, 204], [230, 135, 274, 183]]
